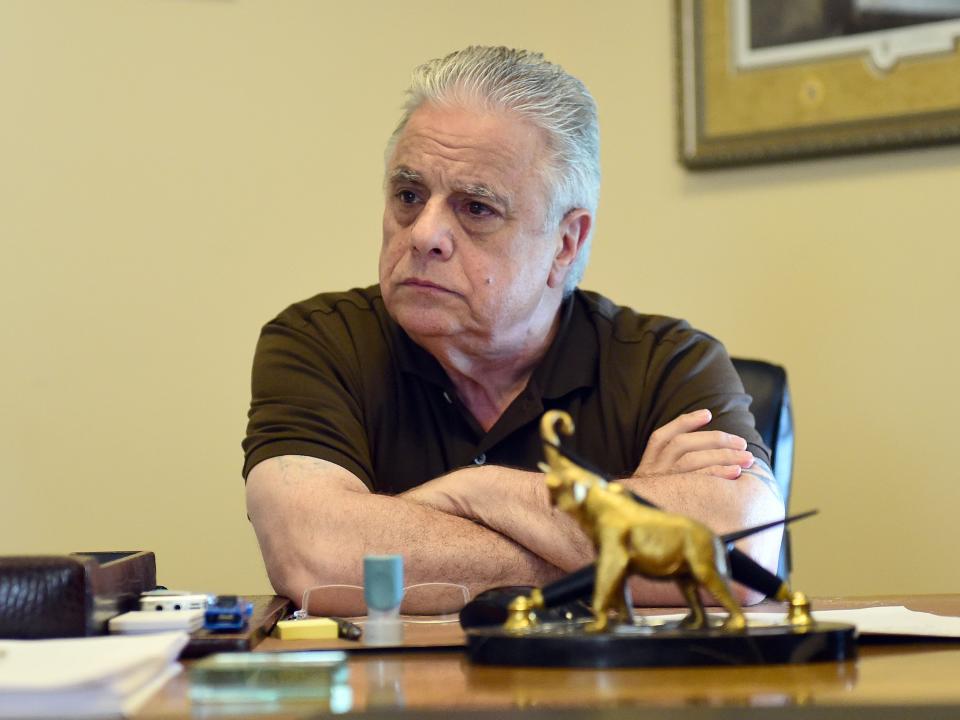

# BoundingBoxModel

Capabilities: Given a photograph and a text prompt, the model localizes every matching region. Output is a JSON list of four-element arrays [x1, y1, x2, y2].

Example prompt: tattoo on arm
[[740, 457, 783, 504]]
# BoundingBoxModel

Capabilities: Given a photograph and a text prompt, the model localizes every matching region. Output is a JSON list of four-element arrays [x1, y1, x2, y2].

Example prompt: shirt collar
[[391, 322, 452, 390], [528, 291, 598, 400]]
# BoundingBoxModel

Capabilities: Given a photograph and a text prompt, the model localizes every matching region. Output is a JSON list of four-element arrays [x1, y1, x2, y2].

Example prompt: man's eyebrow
[[388, 167, 423, 184], [387, 167, 511, 211], [461, 183, 511, 211]]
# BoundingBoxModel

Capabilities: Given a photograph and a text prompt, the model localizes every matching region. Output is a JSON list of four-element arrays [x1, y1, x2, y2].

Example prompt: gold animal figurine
[[539, 410, 747, 633]]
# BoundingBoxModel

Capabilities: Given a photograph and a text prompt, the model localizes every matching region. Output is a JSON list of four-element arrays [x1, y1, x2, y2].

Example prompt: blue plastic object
[[203, 595, 254, 632], [363, 555, 403, 612]]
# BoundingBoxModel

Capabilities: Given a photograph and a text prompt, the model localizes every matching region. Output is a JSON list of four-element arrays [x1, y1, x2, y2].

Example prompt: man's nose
[[409, 199, 454, 260]]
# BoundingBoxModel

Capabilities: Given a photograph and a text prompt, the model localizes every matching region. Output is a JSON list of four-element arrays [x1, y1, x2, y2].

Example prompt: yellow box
[[274, 617, 339, 640]]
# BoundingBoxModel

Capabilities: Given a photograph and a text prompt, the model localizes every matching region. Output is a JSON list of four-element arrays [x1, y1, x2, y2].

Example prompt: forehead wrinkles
[[395, 129, 519, 180], [389, 124, 545, 212], [406, 122, 522, 163]]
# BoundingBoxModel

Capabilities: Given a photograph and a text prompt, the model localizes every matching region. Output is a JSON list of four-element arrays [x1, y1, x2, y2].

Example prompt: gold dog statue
[[539, 410, 747, 633]]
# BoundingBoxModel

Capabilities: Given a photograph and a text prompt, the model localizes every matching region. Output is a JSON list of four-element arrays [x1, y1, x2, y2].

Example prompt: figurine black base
[[466, 619, 857, 668]]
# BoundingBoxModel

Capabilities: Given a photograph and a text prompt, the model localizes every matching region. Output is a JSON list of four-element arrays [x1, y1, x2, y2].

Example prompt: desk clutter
[[0, 551, 263, 632], [3, 543, 959, 716], [0, 551, 291, 716], [274, 616, 341, 640], [109, 589, 256, 636], [109, 608, 205, 634], [0, 551, 157, 639], [0, 631, 188, 719], [0, 551, 269, 643]]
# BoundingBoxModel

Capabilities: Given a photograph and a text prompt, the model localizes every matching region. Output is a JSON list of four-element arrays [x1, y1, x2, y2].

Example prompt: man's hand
[[634, 409, 755, 480]]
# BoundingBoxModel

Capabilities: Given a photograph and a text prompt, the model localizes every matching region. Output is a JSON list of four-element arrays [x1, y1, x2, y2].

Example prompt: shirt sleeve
[[242, 308, 375, 488], [640, 326, 771, 467]]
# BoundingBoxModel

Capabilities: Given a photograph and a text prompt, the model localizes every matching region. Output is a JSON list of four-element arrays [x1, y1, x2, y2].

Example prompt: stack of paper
[[109, 609, 204, 634], [0, 631, 188, 718]]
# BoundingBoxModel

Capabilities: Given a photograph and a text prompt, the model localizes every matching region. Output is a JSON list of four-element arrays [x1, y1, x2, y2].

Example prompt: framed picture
[[676, 0, 960, 168]]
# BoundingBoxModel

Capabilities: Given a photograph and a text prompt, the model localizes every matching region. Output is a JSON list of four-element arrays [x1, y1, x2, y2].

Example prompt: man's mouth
[[401, 278, 457, 295]]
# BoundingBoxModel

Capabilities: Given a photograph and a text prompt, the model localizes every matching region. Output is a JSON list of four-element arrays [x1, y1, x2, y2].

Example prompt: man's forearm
[[626, 460, 784, 544], [249, 453, 785, 614], [624, 459, 785, 604], [400, 465, 597, 573], [404, 458, 784, 606], [246, 457, 564, 615], [402, 457, 783, 565]]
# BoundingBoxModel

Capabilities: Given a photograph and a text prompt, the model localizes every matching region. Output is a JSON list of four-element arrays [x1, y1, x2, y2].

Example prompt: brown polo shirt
[[242, 285, 768, 492]]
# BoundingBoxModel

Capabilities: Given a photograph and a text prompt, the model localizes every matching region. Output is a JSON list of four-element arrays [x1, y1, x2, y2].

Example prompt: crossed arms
[[245, 409, 785, 615]]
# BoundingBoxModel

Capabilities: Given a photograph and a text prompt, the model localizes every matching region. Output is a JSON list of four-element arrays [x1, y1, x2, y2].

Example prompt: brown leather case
[[0, 551, 156, 638]]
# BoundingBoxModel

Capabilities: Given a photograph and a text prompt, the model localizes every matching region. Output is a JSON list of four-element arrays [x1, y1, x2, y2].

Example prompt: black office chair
[[730, 358, 794, 581]]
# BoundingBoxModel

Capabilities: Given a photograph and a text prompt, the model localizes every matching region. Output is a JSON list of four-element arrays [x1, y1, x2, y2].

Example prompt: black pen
[[330, 616, 363, 640]]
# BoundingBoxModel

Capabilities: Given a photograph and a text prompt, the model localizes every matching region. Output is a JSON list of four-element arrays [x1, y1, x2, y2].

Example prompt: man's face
[[380, 103, 566, 351]]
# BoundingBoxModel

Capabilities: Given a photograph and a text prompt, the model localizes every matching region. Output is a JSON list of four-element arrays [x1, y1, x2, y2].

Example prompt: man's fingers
[[637, 412, 752, 478], [664, 430, 748, 456], [649, 430, 750, 472], [676, 449, 754, 474], [645, 409, 713, 455], [700, 464, 745, 480]]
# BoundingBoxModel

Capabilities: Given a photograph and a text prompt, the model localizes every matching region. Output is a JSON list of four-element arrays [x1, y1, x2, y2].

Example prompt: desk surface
[[137, 594, 960, 718]]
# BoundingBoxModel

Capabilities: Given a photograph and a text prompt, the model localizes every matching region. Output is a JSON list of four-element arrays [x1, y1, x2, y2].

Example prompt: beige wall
[[2, 1, 957, 597]]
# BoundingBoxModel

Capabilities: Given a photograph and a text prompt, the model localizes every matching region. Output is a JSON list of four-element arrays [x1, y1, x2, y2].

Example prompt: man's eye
[[466, 201, 494, 217], [397, 190, 419, 204]]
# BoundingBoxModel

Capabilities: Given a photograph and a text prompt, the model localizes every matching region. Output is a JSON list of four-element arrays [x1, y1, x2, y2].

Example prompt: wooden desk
[[137, 595, 960, 718]]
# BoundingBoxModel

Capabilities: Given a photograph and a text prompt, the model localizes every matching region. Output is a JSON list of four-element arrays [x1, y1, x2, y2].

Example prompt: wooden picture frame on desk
[[676, 0, 960, 168]]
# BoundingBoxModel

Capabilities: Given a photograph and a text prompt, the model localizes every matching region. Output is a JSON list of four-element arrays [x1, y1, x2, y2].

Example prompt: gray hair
[[386, 46, 600, 295]]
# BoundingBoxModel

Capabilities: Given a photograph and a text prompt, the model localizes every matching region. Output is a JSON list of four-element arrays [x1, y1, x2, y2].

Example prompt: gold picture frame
[[676, 0, 960, 168]]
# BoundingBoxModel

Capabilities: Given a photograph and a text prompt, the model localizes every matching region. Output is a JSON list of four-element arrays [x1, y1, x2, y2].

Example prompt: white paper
[[0, 631, 188, 718], [109, 609, 204, 634], [640, 605, 960, 638], [750, 605, 960, 638]]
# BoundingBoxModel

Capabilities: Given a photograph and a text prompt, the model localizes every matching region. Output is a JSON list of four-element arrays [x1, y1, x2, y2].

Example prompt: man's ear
[[548, 209, 592, 289]]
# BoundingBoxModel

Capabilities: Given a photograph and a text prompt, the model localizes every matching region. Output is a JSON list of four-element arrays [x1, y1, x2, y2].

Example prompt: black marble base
[[466, 619, 857, 668]]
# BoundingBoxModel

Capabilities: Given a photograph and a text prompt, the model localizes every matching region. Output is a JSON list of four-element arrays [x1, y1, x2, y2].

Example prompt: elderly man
[[243, 47, 783, 613]]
